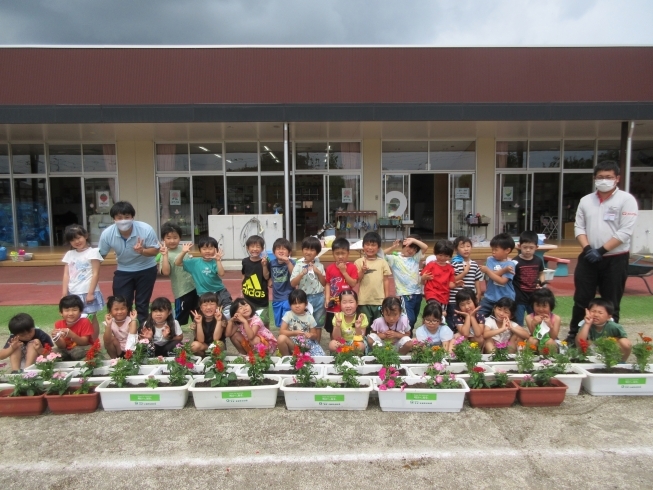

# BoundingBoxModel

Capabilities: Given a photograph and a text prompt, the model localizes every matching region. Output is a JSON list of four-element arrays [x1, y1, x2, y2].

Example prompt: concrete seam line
[[3, 447, 653, 472]]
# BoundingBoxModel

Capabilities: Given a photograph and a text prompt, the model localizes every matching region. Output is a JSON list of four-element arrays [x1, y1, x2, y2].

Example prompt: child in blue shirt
[[479, 233, 515, 317], [268, 238, 295, 328]]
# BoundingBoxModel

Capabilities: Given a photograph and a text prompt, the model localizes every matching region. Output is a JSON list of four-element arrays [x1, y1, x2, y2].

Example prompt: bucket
[[0, 247, 6, 261]]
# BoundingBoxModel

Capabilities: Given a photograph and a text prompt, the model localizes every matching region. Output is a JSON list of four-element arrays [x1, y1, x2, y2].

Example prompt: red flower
[[179, 350, 187, 363], [186, 362, 194, 369], [542, 347, 549, 356], [42, 343, 52, 356], [124, 350, 133, 360], [247, 351, 255, 364], [337, 338, 346, 345], [578, 339, 589, 354], [293, 345, 301, 357], [216, 360, 225, 372], [212, 345, 222, 356], [472, 367, 485, 373]]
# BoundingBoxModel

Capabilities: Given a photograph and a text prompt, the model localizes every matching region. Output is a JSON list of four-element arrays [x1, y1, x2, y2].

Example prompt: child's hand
[[129, 310, 138, 321], [361, 258, 369, 274], [86, 292, 95, 303], [402, 238, 414, 246], [454, 279, 464, 287], [104, 313, 113, 326], [133, 237, 145, 255], [479, 265, 489, 274], [161, 325, 170, 338], [10, 336, 21, 351], [503, 265, 515, 275], [454, 309, 469, 318], [191, 310, 203, 325], [159, 242, 168, 256], [532, 314, 544, 325], [182, 242, 193, 254], [583, 308, 593, 326], [215, 248, 224, 261], [29, 339, 42, 351], [261, 255, 268, 266], [336, 261, 347, 273], [502, 317, 512, 331], [355, 314, 364, 329], [215, 306, 223, 320], [140, 327, 154, 340], [421, 271, 433, 282], [392, 239, 402, 249], [334, 314, 342, 329]]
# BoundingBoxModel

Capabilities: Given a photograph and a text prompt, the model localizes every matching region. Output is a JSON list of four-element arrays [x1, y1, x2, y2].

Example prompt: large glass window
[[156, 144, 189, 172], [564, 140, 595, 169], [597, 140, 621, 164], [529, 141, 561, 169], [631, 141, 653, 168], [630, 172, 653, 210], [261, 175, 285, 214], [496, 141, 527, 169], [50, 177, 83, 246], [12, 144, 46, 174], [532, 173, 560, 237], [226, 175, 258, 214], [496, 174, 530, 236], [85, 178, 117, 245], [84, 144, 117, 173], [0, 179, 13, 246], [14, 178, 49, 246], [562, 173, 593, 236], [293, 174, 325, 239], [328, 175, 360, 219], [194, 175, 225, 235], [296, 143, 328, 171], [0, 145, 9, 174], [430, 141, 476, 171], [190, 143, 223, 172], [49, 145, 82, 173], [260, 142, 284, 172], [329, 142, 361, 170], [159, 176, 192, 240], [382, 141, 428, 171], [226, 143, 258, 172]]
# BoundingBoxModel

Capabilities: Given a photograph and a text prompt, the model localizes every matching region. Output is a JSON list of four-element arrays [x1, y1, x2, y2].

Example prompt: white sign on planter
[[576, 364, 653, 396]]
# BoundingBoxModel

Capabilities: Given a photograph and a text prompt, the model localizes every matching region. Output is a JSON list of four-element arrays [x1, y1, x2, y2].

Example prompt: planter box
[[189, 375, 281, 409], [517, 378, 568, 406], [200, 356, 281, 366], [90, 365, 162, 378], [279, 355, 335, 365], [0, 389, 47, 416], [468, 381, 519, 408], [45, 388, 100, 414], [234, 364, 325, 379], [280, 376, 373, 410], [362, 355, 411, 365], [408, 363, 494, 380], [575, 364, 653, 396], [95, 375, 191, 410], [374, 377, 469, 412], [487, 362, 586, 395], [324, 364, 392, 377]]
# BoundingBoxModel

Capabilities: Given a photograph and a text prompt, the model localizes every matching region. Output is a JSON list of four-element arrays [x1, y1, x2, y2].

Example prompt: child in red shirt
[[51, 295, 94, 361], [324, 238, 359, 341], [421, 240, 461, 309]]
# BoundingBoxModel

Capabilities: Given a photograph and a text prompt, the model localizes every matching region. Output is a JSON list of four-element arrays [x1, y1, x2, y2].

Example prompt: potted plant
[[33, 344, 62, 381], [517, 361, 568, 407], [333, 341, 363, 367], [363, 342, 405, 367], [485, 341, 513, 363], [407, 341, 448, 366], [44, 372, 100, 414], [467, 366, 518, 408], [0, 371, 47, 416], [376, 362, 469, 412], [74, 339, 104, 378], [567, 339, 598, 365], [548, 352, 586, 396]]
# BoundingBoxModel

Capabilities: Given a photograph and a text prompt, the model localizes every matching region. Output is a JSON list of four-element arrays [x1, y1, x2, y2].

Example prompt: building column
[[116, 141, 157, 228], [475, 137, 496, 235], [362, 138, 382, 215]]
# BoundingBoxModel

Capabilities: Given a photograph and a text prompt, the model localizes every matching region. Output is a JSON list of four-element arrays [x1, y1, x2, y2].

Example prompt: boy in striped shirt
[[447, 236, 483, 330]]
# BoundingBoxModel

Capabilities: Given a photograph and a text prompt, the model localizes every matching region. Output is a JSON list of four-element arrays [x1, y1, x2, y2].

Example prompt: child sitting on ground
[[51, 295, 94, 361], [482, 297, 529, 353], [268, 237, 296, 328], [453, 288, 486, 346], [354, 231, 392, 324], [525, 288, 560, 355], [324, 237, 359, 340], [133, 297, 184, 357], [328, 290, 368, 353], [479, 233, 516, 317], [189, 292, 227, 356], [367, 297, 413, 355], [290, 236, 327, 340], [226, 298, 278, 355], [241, 234, 271, 326], [0, 313, 53, 372], [103, 295, 138, 358], [576, 298, 632, 361], [278, 289, 325, 357], [414, 301, 454, 353]]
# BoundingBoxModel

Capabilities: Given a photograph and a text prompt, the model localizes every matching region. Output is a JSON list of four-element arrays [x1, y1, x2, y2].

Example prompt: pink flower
[[186, 362, 194, 369], [47, 352, 60, 361], [378, 385, 387, 391], [433, 362, 443, 371], [22, 371, 38, 379], [449, 372, 456, 380], [157, 356, 165, 362], [52, 371, 67, 380], [435, 375, 443, 384], [454, 336, 466, 345], [296, 359, 305, 370], [378, 367, 387, 380], [540, 359, 553, 366], [139, 339, 150, 345], [109, 359, 118, 366], [257, 344, 267, 357], [387, 379, 395, 388], [36, 356, 45, 363], [523, 374, 533, 382], [494, 369, 506, 374], [495, 341, 509, 349]]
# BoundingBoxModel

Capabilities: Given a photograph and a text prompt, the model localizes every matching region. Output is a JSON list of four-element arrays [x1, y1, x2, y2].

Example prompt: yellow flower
[[560, 340, 567, 346], [470, 342, 478, 349], [431, 346, 441, 351], [607, 337, 618, 342]]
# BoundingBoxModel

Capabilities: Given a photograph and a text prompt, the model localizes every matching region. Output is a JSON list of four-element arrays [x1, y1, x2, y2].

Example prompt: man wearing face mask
[[98, 201, 160, 325], [566, 161, 638, 345]]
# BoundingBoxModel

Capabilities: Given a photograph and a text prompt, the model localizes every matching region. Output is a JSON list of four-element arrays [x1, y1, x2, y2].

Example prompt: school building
[[0, 46, 652, 258]]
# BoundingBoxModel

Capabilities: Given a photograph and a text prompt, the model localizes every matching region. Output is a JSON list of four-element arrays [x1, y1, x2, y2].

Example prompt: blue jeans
[[478, 297, 496, 318], [401, 293, 422, 333], [514, 303, 532, 327]]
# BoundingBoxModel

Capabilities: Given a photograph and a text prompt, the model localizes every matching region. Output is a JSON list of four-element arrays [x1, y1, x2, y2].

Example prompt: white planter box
[[324, 364, 410, 378], [200, 356, 281, 366], [374, 377, 469, 412], [189, 375, 281, 409], [576, 364, 653, 396], [95, 375, 191, 410], [91, 365, 162, 377], [481, 354, 517, 365], [553, 366, 586, 396], [280, 376, 373, 410], [233, 364, 325, 379], [362, 355, 411, 365], [279, 355, 335, 365], [408, 363, 494, 380]]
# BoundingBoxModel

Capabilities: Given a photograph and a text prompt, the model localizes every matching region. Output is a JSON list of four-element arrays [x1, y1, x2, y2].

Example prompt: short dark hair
[[198, 236, 219, 249], [161, 222, 182, 239], [594, 161, 620, 177], [455, 288, 478, 307], [519, 230, 539, 246], [230, 297, 250, 319], [588, 297, 615, 316], [381, 296, 402, 314], [493, 297, 516, 317], [289, 288, 308, 305], [489, 233, 515, 251], [331, 237, 350, 252], [59, 294, 84, 312], [362, 231, 381, 247], [8, 313, 35, 335], [107, 295, 128, 311], [64, 224, 88, 243], [109, 201, 136, 218], [530, 288, 556, 310], [198, 292, 218, 306], [246, 235, 266, 249], [301, 236, 322, 253], [273, 237, 292, 253], [434, 239, 454, 257], [422, 301, 443, 321], [405, 234, 422, 252], [453, 236, 472, 250], [339, 290, 358, 302]]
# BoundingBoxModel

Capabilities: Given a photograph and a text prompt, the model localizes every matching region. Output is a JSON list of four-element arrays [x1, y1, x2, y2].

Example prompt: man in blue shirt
[[98, 201, 160, 325]]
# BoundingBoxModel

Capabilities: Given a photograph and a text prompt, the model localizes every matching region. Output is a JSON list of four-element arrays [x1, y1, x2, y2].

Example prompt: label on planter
[[618, 378, 646, 386], [130, 394, 160, 405], [315, 394, 345, 405], [222, 390, 252, 399], [406, 393, 437, 401]]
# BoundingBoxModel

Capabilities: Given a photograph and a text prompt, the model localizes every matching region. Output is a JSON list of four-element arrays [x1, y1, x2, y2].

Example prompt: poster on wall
[[502, 186, 514, 202], [341, 188, 353, 203], [96, 191, 111, 211], [170, 190, 181, 205], [454, 188, 470, 199], [455, 199, 464, 210]]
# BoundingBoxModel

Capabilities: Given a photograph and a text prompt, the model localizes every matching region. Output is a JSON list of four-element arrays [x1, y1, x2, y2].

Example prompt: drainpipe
[[284, 123, 290, 240], [624, 120, 635, 193]]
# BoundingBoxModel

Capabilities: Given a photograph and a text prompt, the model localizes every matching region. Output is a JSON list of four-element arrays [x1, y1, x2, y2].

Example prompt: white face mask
[[115, 219, 133, 232], [595, 179, 616, 193]]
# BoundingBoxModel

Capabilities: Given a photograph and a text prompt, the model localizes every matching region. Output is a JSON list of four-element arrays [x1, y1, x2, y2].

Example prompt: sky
[[0, 0, 651, 46]]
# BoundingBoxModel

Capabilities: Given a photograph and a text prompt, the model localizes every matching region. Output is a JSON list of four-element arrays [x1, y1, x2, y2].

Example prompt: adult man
[[566, 161, 638, 344], [98, 201, 160, 325]]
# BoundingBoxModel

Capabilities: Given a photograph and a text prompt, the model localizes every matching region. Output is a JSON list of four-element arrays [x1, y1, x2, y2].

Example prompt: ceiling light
[[328, 145, 331, 150], [227, 160, 232, 163], [275, 159, 279, 163], [214, 154, 222, 158], [264, 146, 270, 151], [269, 152, 277, 159], [199, 146, 208, 152]]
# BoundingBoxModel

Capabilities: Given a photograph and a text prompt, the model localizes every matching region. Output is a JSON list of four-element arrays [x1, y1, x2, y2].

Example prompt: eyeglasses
[[423, 318, 441, 325]]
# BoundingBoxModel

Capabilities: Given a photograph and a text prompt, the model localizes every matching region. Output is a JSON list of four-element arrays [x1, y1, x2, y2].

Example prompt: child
[[445, 236, 484, 328], [51, 295, 94, 361], [278, 289, 325, 356], [290, 236, 326, 338], [324, 237, 359, 340], [0, 313, 53, 372], [513, 230, 545, 325], [576, 298, 632, 361], [134, 297, 184, 357], [268, 237, 296, 328], [482, 297, 529, 353], [525, 288, 560, 354], [384, 235, 428, 332], [479, 233, 516, 317], [421, 239, 459, 310], [328, 290, 369, 353], [226, 298, 278, 355], [354, 231, 392, 324], [189, 292, 227, 356], [414, 301, 454, 353], [103, 295, 138, 358], [159, 222, 198, 327], [367, 297, 413, 355], [175, 236, 233, 319], [241, 235, 271, 326], [453, 288, 486, 346], [61, 224, 105, 340]]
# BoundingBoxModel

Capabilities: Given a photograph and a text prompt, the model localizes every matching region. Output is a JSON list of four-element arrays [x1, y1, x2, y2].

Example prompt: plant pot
[[189, 375, 281, 409], [374, 377, 469, 412], [467, 380, 519, 408], [407, 363, 494, 380], [234, 364, 325, 380], [362, 355, 411, 365], [516, 378, 568, 407], [575, 364, 653, 396], [44, 388, 100, 414], [553, 366, 587, 396], [200, 355, 280, 366], [324, 364, 394, 377], [280, 376, 373, 410], [0, 389, 47, 416], [94, 375, 191, 411], [279, 355, 334, 365]]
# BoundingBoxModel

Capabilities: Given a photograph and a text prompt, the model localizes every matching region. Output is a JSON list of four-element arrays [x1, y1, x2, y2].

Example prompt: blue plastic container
[[0, 247, 6, 261]]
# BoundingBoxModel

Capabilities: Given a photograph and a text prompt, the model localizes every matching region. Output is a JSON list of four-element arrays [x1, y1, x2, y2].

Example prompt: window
[[84, 145, 117, 173], [0, 145, 8, 174], [597, 140, 620, 164], [156, 144, 189, 172], [329, 142, 361, 170], [529, 141, 560, 169], [226, 143, 258, 172], [496, 141, 526, 169], [190, 143, 223, 172], [260, 142, 284, 172], [227, 175, 258, 214], [430, 141, 475, 171], [564, 140, 595, 169], [631, 141, 653, 168], [296, 143, 328, 171], [382, 141, 428, 171], [49, 145, 82, 173], [630, 172, 653, 210], [11, 144, 45, 174]]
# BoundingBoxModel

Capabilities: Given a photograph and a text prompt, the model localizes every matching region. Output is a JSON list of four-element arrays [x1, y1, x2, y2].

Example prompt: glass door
[[383, 174, 409, 218], [449, 173, 474, 238], [50, 177, 83, 246], [531, 173, 560, 239], [496, 173, 531, 237], [293, 174, 326, 242]]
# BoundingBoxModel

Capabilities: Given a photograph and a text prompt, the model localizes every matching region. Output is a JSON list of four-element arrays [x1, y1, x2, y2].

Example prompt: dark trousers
[[154, 340, 180, 357], [568, 252, 629, 339], [113, 266, 158, 326]]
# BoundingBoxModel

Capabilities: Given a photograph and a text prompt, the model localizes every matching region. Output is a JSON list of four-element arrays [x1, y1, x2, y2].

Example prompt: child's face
[[274, 247, 290, 261], [340, 294, 358, 316], [401, 245, 418, 257], [302, 247, 317, 262], [15, 329, 36, 342], [435, 253, 451, 265], [519, 242, 537, 259], [493, 306, 512, 322], [291, 302, 306, 315], [332, 248, 350, 264], [200, 301, 217, 318], [200, 245, 216, 260], [589, 305, 610, 325], [363, 242, 379, 259], [69, 234, 88, 251], [61, 307, 82, 324], [163, 232, 181, 250], [236, 302, 253, 318], [247, 242, 263, 258], [458, 299, 476, 314], [533, 302, 551, 317], [151, 309, 170, 324], [110, 303, 128, 321], [422, 315, 441, 334], [382, 308, 401, 325], [491, 246, 512, 262], [457, 241, 472, 259]]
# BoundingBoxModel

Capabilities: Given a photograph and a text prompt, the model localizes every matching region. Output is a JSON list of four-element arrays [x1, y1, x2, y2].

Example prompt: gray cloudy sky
[[0, 0, 652, 46]]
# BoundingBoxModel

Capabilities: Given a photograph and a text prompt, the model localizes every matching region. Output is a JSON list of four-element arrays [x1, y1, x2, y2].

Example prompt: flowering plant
[[293, 335, 312, 354], [520, 359, 558, 387], [567, 339, 591, 362], [410, 341, 447, 365], [334, 340, 362, 367], [291, 346, 316, 387], [145, 375, 160, 389], [424, 362, 462, 389], [230, 356, 247, 365], [594, 337, 622, 370], [370, 341, 401, 368], [0, 362, 9, 383], [632, 333, 653, 373], [203, 345, 237, 387], [516, 341, 537, 373], [246, 344, 274, 385], [377, 366, 405, 391], [326, 365, 360, 388], [468, 366, 511, 389], [147, 356, 167, 365], [34, 343, 61, 380], [166, 349, 195, 386], [172, 341, 194, 358], [47, 372, 93, 395], [132, 338, 153, 365], [109, 354, 139, 388], [451, 338, 482, 372], [9, 371, 45, 397], [77, 339, 103, 377], [489, 340, 511, 362], [552, 352, 571, 375]]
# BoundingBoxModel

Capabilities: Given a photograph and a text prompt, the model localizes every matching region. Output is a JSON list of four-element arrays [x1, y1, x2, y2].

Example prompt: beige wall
[[361, 138, 382, 214], [476, 137, 496, 233], [116, 141, 157, 228]]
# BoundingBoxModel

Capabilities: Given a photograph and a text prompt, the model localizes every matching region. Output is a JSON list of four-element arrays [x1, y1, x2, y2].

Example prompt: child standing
[[324, 238, 359, 340], [189, 292, 226, 356], [241, 235, 271, 326], [268, 238, 296, 328], [479, 233, 516, 317], [175, 236, 233, 318], [482, 297, 529, 353], [103, 295, 138, 358], [414, 302, 454, 352], [513, 230, 546, 325], [290, 236, 326, 339], [367, 297, 413, 355], [0, 313, 53, 372], [51, 295, 94, 361], [159, 222, 198, 327], [453, 288, 486, 346], [445, 236, 484, 328], [576, 298, 631, 361], [328, 290, 368, 353], [278, 289, 325, 356], [525, 288, 560, 354], [384, 235, 428, 332], [61, 224, 105, 340], [421, 240, 459, 311], [227, 298, 278, 355], [354, 231, 392, 324]]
